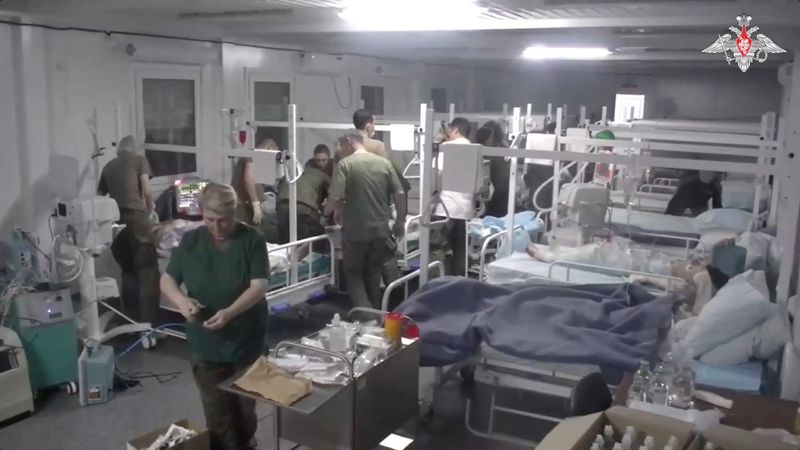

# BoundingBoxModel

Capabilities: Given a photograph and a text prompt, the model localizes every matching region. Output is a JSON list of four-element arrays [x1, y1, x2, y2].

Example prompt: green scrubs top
[[166, 224, 269, 363]]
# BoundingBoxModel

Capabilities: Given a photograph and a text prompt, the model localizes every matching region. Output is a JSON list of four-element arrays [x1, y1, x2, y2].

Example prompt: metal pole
[[547, 103, 553, 122], [601, 106, 608, 124], [419, 105, 434, 285], [512, 107, 522, 140], [551, 108, 563, 228], [769, 117, 786, 228], [288, 104, 298, 285], [580, 105, 587, 125], [449, 103, 456, 123], [775, 54, 800, 307]]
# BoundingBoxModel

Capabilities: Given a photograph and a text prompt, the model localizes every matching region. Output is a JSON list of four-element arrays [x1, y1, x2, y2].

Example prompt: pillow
[[721, 180, 770, 212], [692, 208, 754, 234], [699, 305, 790, 365], [698, 228, 739, 252], [736, 232, 772, 271], [684, 270, 772, 356]]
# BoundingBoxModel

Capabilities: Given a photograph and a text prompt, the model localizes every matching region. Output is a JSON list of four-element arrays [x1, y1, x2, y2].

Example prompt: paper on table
[[234, 356, 312, 406]]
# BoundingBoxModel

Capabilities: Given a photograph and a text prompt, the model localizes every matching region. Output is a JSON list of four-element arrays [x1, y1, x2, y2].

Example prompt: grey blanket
[[396, 278, 674, 370]]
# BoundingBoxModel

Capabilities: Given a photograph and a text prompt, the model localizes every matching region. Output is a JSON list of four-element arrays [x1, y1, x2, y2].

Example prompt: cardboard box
[[536, 406, 695, 450], [685, 424, 798, 450], [126, 419, 209, 450]]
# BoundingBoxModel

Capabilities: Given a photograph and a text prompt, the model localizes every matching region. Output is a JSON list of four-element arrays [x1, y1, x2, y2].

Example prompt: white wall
[[0, 23, 475, 250], [474, 67, 782, 121]]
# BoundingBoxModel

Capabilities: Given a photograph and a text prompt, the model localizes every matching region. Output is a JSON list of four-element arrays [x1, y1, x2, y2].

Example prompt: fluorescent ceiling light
[[522, 46, 612, 60], [339, 0, 487, 31]]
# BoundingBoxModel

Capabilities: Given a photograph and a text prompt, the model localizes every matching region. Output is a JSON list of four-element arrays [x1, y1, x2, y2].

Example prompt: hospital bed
[[381, 267, 676, 447], [264, 235, 337, 314]]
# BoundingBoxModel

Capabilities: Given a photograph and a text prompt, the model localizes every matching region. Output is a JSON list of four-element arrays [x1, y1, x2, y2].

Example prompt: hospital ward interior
[[3, 1, 800, 450]]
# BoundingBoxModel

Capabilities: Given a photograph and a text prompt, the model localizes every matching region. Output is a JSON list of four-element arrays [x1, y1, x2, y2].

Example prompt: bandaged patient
[[525, 238, 720, 305], [525, 238, 675, 275]]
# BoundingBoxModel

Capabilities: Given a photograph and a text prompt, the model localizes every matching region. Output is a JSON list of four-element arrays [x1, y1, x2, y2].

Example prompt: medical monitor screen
[[176, 181, 208, 217]]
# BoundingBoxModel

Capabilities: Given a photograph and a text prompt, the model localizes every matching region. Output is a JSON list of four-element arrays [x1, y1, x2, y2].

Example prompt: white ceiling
[[2, 0, 798, 70]]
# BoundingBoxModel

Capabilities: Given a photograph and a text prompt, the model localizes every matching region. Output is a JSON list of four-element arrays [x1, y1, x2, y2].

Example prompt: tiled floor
[[0, 297, 537, 450]]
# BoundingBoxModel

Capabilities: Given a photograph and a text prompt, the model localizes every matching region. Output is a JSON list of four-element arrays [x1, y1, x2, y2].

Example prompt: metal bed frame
[[265, 234, 337, 314], [406, 97, 800, 444]]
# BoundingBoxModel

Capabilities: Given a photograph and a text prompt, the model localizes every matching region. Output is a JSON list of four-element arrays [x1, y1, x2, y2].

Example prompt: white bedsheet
[[485, 251, 625, 285], [608, 207, 697, 236]]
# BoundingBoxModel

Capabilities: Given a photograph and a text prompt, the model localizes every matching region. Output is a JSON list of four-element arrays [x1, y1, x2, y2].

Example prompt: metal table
[[220, 308, 420, 450]]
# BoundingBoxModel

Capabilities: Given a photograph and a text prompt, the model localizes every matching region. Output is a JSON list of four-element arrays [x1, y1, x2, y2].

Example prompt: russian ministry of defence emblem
[[702, 14, 786, 72]]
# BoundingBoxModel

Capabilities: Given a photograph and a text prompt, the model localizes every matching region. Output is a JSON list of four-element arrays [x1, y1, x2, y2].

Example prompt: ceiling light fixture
[[521, 46, 612, 60], [338, 0, 487, 31]]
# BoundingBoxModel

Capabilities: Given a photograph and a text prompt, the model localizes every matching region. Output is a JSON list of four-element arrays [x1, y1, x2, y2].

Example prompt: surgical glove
[[253, 205, 263, 225]]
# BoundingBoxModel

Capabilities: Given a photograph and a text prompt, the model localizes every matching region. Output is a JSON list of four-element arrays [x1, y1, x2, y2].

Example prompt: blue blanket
[[396, 278, 674, 371]]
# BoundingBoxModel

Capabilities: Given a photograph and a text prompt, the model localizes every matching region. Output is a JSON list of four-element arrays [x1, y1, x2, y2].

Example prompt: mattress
[[485, 252, 625, 285], [268, 255, 331, 291], [607, 207, 699, 247]]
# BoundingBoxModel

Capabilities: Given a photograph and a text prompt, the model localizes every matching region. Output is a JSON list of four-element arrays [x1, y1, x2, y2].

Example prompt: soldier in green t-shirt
[[326, 131, 406, 309], [161, 183, 269, 450]]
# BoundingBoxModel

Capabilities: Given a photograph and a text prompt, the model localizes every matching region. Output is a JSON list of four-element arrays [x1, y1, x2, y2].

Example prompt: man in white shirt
[[434, 118, 473, 276]]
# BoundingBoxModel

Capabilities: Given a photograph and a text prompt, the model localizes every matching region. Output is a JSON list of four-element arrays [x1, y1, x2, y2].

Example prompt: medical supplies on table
[[219, 309, 420, 450]]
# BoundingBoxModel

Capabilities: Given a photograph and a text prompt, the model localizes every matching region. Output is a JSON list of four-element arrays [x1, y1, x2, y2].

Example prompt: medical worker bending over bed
[[160, 183, 269, 450], [665, 171, 721, 216]]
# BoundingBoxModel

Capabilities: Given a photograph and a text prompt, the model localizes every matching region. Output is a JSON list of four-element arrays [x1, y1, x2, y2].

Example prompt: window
[[252, 79, 291, 150], [136, 68, 201, 178], [361, 85, 384, 116], [431, 88, 448, 113], [142, 79, 196, 146]]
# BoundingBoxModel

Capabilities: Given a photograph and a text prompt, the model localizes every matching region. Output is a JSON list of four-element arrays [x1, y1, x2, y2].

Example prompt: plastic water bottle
[[591, 444, 601, 450], [594, 434, 605, 449], [604, 425, 615, 448], [649, 363, 670, 405], [629, 360, 652, 404], [666, 436, 678, 449], [669, 364, 695, 409], [621, 435, 632, 450], [644, 436, 655, 450], [329, 313, 347, 353]]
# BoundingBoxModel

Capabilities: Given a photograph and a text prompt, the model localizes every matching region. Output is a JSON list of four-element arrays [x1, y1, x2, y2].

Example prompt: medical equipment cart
[[220, 308, 420, 450]]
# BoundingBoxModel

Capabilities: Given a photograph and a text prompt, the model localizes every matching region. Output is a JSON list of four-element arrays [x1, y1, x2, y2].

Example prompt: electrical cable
[[48, 215, 55, 240], [331, 76, 353, 110], [114, 323, 187, 361]]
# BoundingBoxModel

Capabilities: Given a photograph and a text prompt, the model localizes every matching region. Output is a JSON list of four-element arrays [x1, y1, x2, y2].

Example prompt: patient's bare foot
[[525, 244, 538, 259]]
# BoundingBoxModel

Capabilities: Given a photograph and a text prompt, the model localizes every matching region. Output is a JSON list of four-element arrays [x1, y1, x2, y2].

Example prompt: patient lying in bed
[[524, 238, 675, 276]]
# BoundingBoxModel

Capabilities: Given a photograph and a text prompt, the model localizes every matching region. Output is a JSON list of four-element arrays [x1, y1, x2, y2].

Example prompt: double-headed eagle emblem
[[702, 14, 786, 72]]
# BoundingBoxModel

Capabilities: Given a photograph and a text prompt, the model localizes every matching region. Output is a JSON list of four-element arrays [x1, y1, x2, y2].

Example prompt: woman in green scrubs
[[160, 183, 269, 450]]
